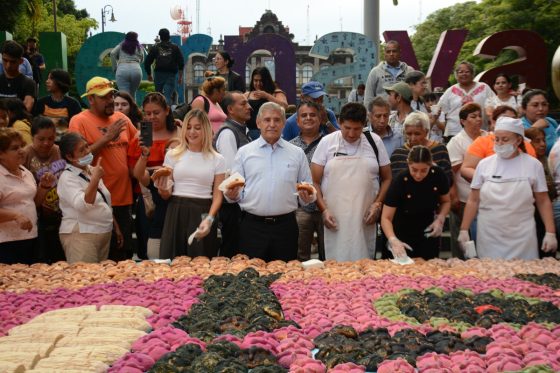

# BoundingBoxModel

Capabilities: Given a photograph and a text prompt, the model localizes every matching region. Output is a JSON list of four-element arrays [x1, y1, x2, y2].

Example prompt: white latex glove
[[196, 218, 213, 239], [424, 217, 444, 238], [541, 232, 558, 253], [388, 237, 413, 258], [458, 230, 470, 245]]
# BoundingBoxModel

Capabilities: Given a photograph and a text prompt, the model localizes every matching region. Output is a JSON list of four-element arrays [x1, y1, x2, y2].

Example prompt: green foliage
[[0, 0, 25, 33], [12, 1, 96, 57], [54, 0, 89, 20], [411, 0, 560, 99]]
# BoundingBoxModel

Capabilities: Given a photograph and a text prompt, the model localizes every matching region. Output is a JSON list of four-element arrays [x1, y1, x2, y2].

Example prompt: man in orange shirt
[[69, 77, 137, 261]]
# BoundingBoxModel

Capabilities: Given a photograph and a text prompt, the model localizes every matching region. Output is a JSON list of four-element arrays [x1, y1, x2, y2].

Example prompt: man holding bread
[[214, 91, 252, 257], [289, 101, 326, 261], [224, 102, 315, 261]]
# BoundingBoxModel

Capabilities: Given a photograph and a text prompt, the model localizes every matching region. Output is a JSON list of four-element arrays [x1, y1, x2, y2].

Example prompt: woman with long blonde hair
[[157, 109, 225, 259]]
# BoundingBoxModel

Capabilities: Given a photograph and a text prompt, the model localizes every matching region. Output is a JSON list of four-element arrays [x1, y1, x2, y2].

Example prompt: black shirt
[[385, 166, 450, 237], [0, 73, 36, 101]]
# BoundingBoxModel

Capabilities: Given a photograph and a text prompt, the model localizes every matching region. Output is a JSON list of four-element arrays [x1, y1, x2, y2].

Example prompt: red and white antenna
[[170, 4, 192, 42]]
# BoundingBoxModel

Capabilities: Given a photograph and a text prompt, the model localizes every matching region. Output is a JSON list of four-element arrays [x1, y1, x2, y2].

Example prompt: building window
[[193, 64, 204, 85], [302, 65, 313, 84], [207, 64, 217, 73], [246, 64, 251, 87]]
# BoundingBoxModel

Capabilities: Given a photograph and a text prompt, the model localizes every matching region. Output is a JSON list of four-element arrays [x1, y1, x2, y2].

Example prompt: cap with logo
[[301, 81, 327, 99], [81, 77, 116, 98]]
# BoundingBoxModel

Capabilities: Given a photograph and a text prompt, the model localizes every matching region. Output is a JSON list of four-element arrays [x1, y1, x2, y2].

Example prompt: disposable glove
[[541, 232, 558, 253], [424, 217, 444, 238], [457, 230, 470, 245], [388, 236, 413, 258]]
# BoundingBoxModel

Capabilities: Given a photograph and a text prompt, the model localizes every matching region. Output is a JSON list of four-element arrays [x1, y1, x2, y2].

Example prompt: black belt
[[243, 211, 294, 224]]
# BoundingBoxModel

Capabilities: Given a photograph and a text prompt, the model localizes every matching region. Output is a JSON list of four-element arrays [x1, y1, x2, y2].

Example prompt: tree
[[55, 0, 89, 20], [12, 1, 96, 56], [26, 0, 43, 36], [0, 0, 25, 33], [411, 0, 560, 98]]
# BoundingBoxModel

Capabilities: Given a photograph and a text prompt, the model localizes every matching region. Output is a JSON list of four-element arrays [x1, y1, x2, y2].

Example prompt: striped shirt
[[390, 142, 453, 186]]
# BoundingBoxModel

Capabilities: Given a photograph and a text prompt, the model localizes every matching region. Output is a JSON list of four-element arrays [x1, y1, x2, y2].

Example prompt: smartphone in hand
[[140, 121, 153, 147]]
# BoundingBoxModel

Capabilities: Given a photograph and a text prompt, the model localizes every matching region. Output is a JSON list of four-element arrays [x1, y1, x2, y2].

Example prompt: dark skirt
[[159, 196, 218, 259]]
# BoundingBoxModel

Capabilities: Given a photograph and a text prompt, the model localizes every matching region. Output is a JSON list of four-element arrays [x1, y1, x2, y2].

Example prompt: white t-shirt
[[548, 140, 560, 196], [447, 129, 487, 202], [312, 131, 390, 190], [471, 153, 547, 193], [485, 95, 521, 112], [164, 150, 226, 199], [439, 82, 496, 136]]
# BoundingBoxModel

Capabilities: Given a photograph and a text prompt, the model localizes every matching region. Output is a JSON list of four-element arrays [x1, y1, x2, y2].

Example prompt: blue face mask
[[77, 152, 94, 166]]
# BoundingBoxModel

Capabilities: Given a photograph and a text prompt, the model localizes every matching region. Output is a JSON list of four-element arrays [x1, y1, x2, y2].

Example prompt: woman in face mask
[[57, 132, 122, 263], [459, 116, 557, 259]]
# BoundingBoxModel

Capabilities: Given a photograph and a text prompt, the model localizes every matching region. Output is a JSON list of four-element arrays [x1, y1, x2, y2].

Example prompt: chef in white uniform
[[311, 103, 392, 261], [459, 116, 557, 259]]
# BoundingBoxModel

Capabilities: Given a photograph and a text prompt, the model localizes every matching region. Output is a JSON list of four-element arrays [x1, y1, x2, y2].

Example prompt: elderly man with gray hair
[[224, 102, 315, 262]]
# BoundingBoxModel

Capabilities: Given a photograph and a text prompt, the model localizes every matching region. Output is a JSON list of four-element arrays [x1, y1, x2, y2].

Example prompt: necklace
[[51, 94, 64, 103]]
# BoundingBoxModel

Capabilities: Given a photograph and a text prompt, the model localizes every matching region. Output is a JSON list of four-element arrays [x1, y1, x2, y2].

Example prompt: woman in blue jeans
[[111, 32, 144, 101]]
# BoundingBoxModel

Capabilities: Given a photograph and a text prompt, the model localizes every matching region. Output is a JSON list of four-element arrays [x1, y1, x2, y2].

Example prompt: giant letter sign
[[225, 34, 296, 103], [474, 30, 547, 89], [552, 45, 560, 101], [309, 32, 376, 113], [427, 30, 469, 89], [383, 30, 467, 89], [382, 31, 419, 70]]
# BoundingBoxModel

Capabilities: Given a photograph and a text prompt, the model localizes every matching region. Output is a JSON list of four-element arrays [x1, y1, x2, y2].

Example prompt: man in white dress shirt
[[224, 102, 315, 261]]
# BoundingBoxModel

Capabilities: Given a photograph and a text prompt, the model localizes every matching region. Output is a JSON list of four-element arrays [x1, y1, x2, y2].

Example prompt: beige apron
[[323, 133, 379, 261], [477, 156, 538, 259]]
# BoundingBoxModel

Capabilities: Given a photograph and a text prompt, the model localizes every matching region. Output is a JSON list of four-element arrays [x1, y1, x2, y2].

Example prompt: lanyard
[[66, 168, 109, 205]]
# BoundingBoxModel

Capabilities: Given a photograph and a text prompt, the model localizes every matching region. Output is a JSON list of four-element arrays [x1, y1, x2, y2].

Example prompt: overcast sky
[[73, 0, 473, 45]]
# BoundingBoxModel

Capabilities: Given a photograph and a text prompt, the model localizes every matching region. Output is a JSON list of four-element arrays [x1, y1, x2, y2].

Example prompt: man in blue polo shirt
[[282, 81, 339, 141]]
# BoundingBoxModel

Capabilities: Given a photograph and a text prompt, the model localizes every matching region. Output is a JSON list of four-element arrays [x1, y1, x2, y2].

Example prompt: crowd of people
[[0, 35, 559, 265]]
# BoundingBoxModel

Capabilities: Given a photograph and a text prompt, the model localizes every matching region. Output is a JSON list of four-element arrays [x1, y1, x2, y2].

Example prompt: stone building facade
[[184, 10, 355, 103]]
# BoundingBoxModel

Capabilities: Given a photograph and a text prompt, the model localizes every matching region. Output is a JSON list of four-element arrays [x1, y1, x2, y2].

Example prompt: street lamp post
[[53, 0, 58, 32], [101, 5, 116, 33]]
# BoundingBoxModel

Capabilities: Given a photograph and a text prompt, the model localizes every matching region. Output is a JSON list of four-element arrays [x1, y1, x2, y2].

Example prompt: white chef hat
[[494, 116, 525, 137]]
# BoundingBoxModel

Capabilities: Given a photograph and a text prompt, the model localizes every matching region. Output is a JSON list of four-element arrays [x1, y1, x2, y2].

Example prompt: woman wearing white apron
[[311, 103, 392, 261], [459, 117, 557, 259]]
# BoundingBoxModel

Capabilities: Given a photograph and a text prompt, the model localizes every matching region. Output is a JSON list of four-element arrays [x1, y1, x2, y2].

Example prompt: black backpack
[[172, 95, 210, 121], [155, 42, 175, 71]]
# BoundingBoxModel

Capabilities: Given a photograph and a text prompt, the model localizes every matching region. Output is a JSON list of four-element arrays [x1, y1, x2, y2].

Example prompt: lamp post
[[53, 0, 58, 32], [101, 5, 116, 33]]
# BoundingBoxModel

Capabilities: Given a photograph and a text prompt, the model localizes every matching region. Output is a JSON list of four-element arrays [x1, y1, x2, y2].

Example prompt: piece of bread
[[296, 183, 314, 193], [227, 178, 245, 189], [151, 167, 172, 180]]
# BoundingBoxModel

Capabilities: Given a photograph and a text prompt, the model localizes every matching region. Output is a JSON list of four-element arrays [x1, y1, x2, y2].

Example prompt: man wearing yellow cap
[[68, 77, 138, 261]]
